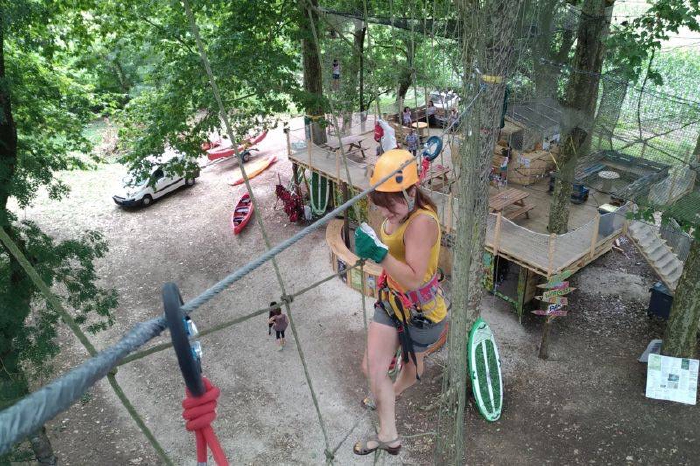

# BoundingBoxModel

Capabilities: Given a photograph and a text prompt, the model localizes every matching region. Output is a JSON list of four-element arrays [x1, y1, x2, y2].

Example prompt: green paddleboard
[[468, 318, 503, 422], [310, 171, 330, 216]]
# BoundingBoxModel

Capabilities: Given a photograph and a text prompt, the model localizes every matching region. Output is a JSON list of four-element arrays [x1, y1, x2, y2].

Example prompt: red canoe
[[206, 131, 268, 161], [230, 193, 254, 235]]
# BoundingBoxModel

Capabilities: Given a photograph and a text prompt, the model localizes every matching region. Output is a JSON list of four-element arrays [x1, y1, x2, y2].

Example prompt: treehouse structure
[[284, 110, 667, 317]]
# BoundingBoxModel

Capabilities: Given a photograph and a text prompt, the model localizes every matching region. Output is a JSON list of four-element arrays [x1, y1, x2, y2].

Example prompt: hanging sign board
[[532, 309, 568, 317], [535, 296, 568, 305], [537, 280, 569, 289], [549, 269, 573, 283], [541, 287, 576, 300]]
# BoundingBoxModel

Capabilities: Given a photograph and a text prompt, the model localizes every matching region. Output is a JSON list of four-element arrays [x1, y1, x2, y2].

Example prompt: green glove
[[355, 222, 389, 263]]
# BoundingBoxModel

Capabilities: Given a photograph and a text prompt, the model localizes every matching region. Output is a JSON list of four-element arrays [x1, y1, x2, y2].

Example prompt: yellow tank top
[[380, 208, 447, 323]]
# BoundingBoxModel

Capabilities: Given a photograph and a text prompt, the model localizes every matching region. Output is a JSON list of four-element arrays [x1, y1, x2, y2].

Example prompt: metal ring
[[163, 282, 205, 396], [422, 136, 443, 161]]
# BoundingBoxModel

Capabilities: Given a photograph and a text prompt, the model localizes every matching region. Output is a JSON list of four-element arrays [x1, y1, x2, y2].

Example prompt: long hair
[[369, 185, 437, 216]]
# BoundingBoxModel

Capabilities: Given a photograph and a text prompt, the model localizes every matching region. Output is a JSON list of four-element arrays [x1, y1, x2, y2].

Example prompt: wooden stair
[[627, 220, 684, 292]]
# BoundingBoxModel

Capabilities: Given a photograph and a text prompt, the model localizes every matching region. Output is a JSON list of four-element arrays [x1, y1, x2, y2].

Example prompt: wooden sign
[[533, 309, 569, 317], [541, 287, 576, 300], [537, 280, 569, 289], [535, 295, 568, 305], [549, 269, 573, 283], [547, 304, 562, 313]]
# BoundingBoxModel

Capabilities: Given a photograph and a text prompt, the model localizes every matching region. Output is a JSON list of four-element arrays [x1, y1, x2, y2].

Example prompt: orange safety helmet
[[370, 149, 419, 192]]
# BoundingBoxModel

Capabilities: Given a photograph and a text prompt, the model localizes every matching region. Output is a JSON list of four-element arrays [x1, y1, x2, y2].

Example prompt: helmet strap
[[402, 189, 415, 212]]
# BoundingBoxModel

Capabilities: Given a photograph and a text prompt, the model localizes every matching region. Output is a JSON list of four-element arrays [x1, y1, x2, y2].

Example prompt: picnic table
[[411, 121, 429, 138], [422, 165, 452, 191], [489, 187, 534, 220], [323, 135, 368, 158]]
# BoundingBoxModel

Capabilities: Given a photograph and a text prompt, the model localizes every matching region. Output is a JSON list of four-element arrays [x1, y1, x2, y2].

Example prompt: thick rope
[[182, 378, 228, 465]]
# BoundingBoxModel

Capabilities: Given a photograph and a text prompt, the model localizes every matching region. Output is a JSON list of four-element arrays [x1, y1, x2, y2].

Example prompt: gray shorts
[[373, 307, 447, 353]]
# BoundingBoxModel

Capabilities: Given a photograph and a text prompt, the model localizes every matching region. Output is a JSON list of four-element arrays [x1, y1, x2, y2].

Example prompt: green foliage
[[607, 0, 700, 82], [0, 220, 117, 382], [0, 0, 118, 425], [110, 0, 302, 182]]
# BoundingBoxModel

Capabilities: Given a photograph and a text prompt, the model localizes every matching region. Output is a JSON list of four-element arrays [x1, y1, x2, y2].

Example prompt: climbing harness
[[375, 270, 446, 380]]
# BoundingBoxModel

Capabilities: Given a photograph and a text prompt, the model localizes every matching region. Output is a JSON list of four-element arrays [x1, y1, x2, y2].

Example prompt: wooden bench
[[504, 203, 534, 220]]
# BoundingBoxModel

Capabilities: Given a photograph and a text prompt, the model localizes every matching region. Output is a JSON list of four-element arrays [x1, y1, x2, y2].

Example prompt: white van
[[113, 152, 199, 207]]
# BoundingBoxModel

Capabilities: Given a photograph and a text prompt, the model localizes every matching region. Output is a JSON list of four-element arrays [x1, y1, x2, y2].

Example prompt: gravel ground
[[10, 121, 699, 465]]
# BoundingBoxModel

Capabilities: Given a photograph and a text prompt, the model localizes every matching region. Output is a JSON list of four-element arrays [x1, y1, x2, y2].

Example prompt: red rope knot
[[182, 377, 229, 465]]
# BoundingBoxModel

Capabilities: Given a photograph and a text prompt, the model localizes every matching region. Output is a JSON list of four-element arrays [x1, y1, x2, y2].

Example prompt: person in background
[[376, 118, 397, 156], [426, 100, 437, 127], [268, 306, 289, 351], [405, 128, 419, 157], [401, 107, 412, 127], [332, 59, 340, 91], [267, 301, 278, 336], [448, 107, 460, 132]]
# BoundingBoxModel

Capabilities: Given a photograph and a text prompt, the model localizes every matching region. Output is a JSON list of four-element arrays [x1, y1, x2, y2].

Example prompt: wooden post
[[542, 232, 559, 360], [284, 126, 292, 158], [538, 316, 553, 360], [335, 151, 341, 185], [547, 233, 556, 278], [341, 182, 350, 249], [493, 212, 503, 257], [589, 214, 600, 259], [307, 121, 313, 167], [292, 163, 302, 198]]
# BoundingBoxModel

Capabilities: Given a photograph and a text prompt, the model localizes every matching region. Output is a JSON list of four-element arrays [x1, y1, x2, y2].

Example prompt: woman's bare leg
[[361, 322, 401, 447]]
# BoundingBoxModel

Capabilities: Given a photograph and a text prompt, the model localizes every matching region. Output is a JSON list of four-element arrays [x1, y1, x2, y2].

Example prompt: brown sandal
[[353, 435, 401, 456]]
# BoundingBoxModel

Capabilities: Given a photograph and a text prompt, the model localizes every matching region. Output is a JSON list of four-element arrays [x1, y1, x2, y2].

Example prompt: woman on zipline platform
[[353, 149, 448, 456]]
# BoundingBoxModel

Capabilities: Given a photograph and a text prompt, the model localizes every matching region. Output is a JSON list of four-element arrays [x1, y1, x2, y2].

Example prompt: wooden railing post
[[589, 214, 601, 259], [493, 213, 503, 257], [547, 233, 556, 278]]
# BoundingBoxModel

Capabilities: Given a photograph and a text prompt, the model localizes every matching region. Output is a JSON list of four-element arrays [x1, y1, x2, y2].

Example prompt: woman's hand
[[355, 223, 389, 263]]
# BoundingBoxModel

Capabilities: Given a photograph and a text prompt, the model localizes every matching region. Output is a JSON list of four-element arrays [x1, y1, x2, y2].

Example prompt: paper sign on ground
[[645, 353, 698, 405], [535, 296, 568, 305], [541, 287, 576, 300]]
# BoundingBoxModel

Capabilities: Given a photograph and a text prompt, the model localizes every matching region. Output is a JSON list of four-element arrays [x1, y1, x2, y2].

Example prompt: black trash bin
[[648, 281, 674, 319]]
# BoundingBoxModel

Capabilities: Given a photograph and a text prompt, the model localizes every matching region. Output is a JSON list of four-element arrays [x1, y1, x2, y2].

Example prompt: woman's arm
[[380, 214, 438, 290]]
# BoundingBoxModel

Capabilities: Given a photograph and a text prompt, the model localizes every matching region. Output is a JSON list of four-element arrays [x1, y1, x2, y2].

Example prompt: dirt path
[[12, 121, 699, 465]]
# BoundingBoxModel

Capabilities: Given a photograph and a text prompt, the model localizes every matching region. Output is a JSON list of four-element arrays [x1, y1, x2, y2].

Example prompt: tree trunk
[[298, 0, 326, 145], [436, 0, 521, 463], [29, 427, 58, 465], [0, 18, 57, 464], [0, 18, 18, 226], [547, 0, 613, 234], [355, 23, 366, 113], [592, 74, 628, 150], [662, 238, 700, 358], [533, 0, 576, 102]]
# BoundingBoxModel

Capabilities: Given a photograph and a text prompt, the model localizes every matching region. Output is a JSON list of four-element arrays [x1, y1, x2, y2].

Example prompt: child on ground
[[268, 306, 289, 351], [405, 128, 419, 157], [267, 301, 278, 336], [401, 107, 412, 127]]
